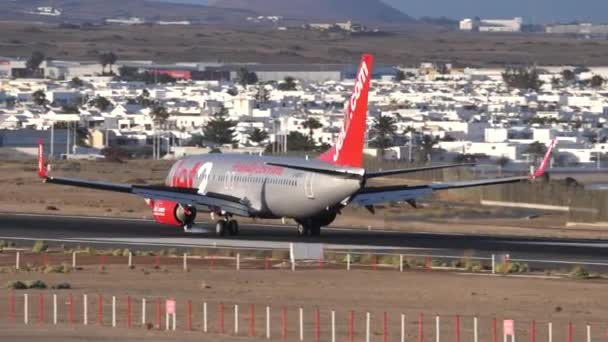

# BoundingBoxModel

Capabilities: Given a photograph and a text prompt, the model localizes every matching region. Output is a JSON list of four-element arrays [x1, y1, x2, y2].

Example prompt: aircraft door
[[304, 173, 315, 199], [224, 171, 235, 190]]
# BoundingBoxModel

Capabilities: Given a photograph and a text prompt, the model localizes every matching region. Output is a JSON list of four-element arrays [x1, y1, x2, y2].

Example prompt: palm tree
[[301, 117, 323, 141], [248, 128, 269, 145], [419, 135, 438, 163], [98, 52, 118, 75], [369, 116, 397, 149], [368, 116, 398, 160], [525, 141, 547, 164], [496, 156, 510, 176]]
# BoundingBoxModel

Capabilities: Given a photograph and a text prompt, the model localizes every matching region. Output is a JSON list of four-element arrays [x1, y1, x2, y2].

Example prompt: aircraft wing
[[351, 176, 526, 207], [37, 143, 252, 217], [365, 163, 474, 178], [352, 139, 557, 208]]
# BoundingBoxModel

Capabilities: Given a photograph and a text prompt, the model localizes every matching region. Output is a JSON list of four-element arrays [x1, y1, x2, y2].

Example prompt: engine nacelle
[[148, 199, 196, 227]]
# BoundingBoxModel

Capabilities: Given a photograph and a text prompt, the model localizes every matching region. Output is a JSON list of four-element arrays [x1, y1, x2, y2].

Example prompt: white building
[[461, 17, 523, 32]]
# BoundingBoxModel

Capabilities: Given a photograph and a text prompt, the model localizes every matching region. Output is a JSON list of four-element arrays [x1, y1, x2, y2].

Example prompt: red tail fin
[[318, 54, 373, 168], [38, 139, 47, 178], [531, 139, 557, 179]]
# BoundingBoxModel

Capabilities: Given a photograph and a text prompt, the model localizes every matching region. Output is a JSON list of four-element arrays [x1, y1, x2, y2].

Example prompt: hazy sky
[[158, 0, 608, 23]]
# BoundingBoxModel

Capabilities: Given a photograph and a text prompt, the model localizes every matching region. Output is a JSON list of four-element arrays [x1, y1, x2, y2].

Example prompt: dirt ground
[[4, 158, 607, 240], [0, 263, 605, 341], [2, 20, 608, 66]]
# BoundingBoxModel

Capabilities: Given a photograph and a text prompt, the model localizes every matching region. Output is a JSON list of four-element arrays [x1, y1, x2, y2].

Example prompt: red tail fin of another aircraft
[[318, 54, 373, 168], [37, 139, 47, 178], [531, 138, 557, 179]]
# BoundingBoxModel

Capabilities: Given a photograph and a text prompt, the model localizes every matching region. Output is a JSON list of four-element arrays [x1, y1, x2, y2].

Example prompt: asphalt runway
[[2, 212, 608, 268]]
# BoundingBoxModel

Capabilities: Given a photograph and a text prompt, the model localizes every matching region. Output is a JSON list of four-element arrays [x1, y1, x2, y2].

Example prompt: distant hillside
[[209, 0, 413, 24], [0, 0, 255, 23]]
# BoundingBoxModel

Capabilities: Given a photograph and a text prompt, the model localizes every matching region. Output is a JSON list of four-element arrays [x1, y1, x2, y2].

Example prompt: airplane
[[36, 54, 556, 237]]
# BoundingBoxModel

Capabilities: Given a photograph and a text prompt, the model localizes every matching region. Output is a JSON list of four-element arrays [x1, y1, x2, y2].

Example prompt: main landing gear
[[296, 222, 321, 237], [215, 217, 239, 236]]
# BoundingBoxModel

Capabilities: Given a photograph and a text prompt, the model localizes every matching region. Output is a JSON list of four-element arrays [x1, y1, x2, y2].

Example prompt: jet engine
[[148, 199, 197, 227]]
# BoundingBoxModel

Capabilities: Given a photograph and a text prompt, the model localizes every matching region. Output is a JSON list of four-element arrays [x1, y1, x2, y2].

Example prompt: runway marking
[[0, 212, 468, 236], [0, 235, 429, 251]]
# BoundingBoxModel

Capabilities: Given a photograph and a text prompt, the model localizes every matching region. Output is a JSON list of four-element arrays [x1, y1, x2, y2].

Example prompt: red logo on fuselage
[[232, 162, 283, 175], [171, 160, 202, 188]]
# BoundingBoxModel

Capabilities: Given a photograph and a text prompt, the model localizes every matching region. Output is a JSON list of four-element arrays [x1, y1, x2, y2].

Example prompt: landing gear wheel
[[215, 220, 227, 236], [227, 220, 239, 236], [297, 224, 310, 237]]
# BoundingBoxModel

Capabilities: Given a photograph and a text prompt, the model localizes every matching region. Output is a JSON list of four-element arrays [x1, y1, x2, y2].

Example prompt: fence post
[[419, 313, 424, 342], [9, 291, 15, 321], [141, 298, 146, 326], [127, 296, 131, 328], [474, 317, 478, 342], [250, 304, 255, 337], [436, 315, 440, 342], [236, 253, 240, 271], [401, 314, 406, 342], [491, 254, 496, 274], [209, 254, 215, 271], [455, 315, 460, 342], [183, 253, 188, 271], [172, 308, 176, 331], [72, 251, 77, 269], [366, 312, 371, 342], [530, 320, 535, 342], [68, 293, 73, 324], [400, 254, 404, 272], [349, 311, 355, 342], [373, 255, 378, 271], [299, 307, 304, 341], [219, 302, 225, 335], [128, 252, 133, 268], [548, 322, 552, 342], [587, 324, 591, 342], [282, 306, 287, 339], [83, 294, 88, 325], [24, 293, 28, 325], [347, 253, 351, 271], [384, 312, 388, 342], [568, 322, 573, 342], [112, 296, 116, 328], [187, 300, 192, 331], [203, 301, 208, 333], [165, 304, 169, 330], [156, 298, 161, 330], [235, 304, 239, 334], [53, 294, 57, 325], [315, 307, 320, 342], [331, 310, 336, 342], [15, 251, 20, 270], [266, 306, 271, 339], [38, 293, 44, 324], [493, 318, 497, 342], [97, 294, 103, 326]]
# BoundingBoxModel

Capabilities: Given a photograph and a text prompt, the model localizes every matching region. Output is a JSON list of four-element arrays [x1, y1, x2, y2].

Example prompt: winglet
[[37, 139, 47, 179], [530, 139, 557, 179]]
